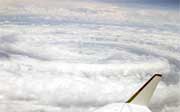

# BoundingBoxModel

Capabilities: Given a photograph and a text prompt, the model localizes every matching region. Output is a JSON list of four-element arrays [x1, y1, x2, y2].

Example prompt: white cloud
[[0, 0, 179, 112], [0, 0, 179, 26]]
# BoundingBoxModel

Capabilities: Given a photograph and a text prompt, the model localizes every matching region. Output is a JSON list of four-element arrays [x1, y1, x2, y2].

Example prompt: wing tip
[[154, 74, 162, 77]]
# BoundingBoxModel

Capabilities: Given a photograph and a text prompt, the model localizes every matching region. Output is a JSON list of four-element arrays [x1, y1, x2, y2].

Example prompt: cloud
[[0, 0, 179, 112], [0, 0, 179, 28]]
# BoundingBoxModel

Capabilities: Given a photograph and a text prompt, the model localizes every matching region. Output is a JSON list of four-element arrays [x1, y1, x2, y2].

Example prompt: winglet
[[126, 74, 162, 106]]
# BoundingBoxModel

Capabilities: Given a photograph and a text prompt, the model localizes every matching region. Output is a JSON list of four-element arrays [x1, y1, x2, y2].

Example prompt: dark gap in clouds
[[0, 51, 10, 60]]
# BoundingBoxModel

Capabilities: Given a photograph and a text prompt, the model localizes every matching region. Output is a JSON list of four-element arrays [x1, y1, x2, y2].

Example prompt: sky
[[0, 0, 180, 112], [95, 0, 179, 5], [96, 0, 180, 9]]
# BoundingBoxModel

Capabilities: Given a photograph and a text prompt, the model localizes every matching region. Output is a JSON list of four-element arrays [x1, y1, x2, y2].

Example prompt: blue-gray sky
[[92, 0, 180, 9]]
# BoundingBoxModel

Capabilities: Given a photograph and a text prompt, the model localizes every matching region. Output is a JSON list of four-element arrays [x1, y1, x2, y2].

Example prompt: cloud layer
[[0, 0, 179, 112]]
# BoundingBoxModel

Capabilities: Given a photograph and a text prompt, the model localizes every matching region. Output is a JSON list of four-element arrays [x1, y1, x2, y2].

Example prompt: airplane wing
[[126, 74, 162, 106], [94, 74, 162, 112]]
